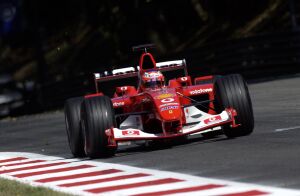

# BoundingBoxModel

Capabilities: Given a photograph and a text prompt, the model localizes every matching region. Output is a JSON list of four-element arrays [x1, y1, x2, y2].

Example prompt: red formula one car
[[65, 44, 254, 158]]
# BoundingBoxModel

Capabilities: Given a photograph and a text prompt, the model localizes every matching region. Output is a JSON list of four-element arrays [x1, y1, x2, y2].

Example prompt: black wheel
[[214, 74, 254, 137], [81, 96, 117, 158], [64, 97, 85, 157]]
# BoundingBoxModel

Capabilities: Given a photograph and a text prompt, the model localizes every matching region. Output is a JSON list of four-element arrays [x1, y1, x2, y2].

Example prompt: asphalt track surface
[[1, 75, 300, 190]]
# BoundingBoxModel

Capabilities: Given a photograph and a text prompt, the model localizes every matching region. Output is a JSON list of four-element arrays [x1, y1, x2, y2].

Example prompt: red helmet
[[141, 70, 165, 89]]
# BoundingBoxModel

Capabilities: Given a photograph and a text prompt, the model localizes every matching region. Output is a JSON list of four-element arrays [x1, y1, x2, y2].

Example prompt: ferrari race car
[[65, 44, 254, 158]]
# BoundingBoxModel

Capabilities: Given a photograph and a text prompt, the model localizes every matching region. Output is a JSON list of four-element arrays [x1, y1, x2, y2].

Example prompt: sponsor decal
[[122, 130, 140, 136], [160, 105, 179, 112], [144, 71, 162, 78], [159, 103, 179, 107], [190, 88, 213, 95], [155, 93, 174, 99], [120, 86, 127, 91], [204, 115, 222, 124], [180, 77, 188, 81], [113, 101, 125, 107], [161, 98, 175, 103]]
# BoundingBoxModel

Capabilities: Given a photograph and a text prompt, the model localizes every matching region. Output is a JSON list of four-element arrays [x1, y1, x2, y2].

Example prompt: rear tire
[[214, 74, 254, 137], [81, 96, 117, 158], [64, 97, 85, 157]]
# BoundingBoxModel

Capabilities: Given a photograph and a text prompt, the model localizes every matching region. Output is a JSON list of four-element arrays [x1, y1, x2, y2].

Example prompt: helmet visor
[[144, 80, 164, 88]]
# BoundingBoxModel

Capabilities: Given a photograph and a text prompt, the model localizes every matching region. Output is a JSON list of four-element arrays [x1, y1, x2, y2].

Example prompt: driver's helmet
[[141, 70, 165, 89]]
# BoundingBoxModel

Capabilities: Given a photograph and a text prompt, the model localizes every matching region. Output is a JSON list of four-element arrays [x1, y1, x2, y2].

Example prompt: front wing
[[105, 108, 239, 144]]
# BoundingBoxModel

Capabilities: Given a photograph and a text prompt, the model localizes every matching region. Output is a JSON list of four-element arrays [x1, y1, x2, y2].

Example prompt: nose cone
[[160, 105, 182, 120], [154, 94, 182, 121]]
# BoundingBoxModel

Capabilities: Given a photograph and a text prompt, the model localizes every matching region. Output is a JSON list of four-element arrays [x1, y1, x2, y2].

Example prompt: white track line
[[1, 162, 72, 176], [63, 176, 163, 191], [275, 126, 300, 132], [0, 158, 29, 166], [0, 152, 300, 196], [25, 167, 122, 182], [105, 181, 223, 196], [0, 160, 67, 170], [43, 171, 137, 186], [171, 187, 264, 196]]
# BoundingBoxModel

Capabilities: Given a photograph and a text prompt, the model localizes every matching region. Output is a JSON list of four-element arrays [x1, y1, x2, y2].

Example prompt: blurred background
[[0, 0, 299, 117]]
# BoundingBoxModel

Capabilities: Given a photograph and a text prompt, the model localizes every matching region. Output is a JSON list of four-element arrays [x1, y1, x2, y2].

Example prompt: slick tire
[[214, 74, 254, 138], [81, 96, 117, 158], [64, 97, 85, 157]]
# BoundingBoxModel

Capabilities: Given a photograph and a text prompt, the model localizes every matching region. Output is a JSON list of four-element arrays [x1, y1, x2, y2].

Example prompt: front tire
[[214, 74, 254, 137], [81, 96, 117, 158], [64, 97, 85, 157]]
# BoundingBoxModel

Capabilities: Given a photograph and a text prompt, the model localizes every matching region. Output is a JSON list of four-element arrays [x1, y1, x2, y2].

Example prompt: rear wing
[[93, 59, 188, 93]]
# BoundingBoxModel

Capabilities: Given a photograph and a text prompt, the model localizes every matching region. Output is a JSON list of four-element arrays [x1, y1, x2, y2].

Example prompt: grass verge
[[0, 177, 73, 196]]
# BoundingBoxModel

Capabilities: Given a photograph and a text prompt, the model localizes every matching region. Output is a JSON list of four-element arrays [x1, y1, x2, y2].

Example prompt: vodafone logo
[[122, 130, 140, 136], [190, 88, 212, 95], [120, 86, 127, 91], [161, 98, 174, 103], [181, 77, 188, 81], [204, 115, 222, 124]]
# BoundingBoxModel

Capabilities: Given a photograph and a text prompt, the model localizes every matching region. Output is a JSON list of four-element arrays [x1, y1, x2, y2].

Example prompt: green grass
[[0, 177, 73, 196]]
